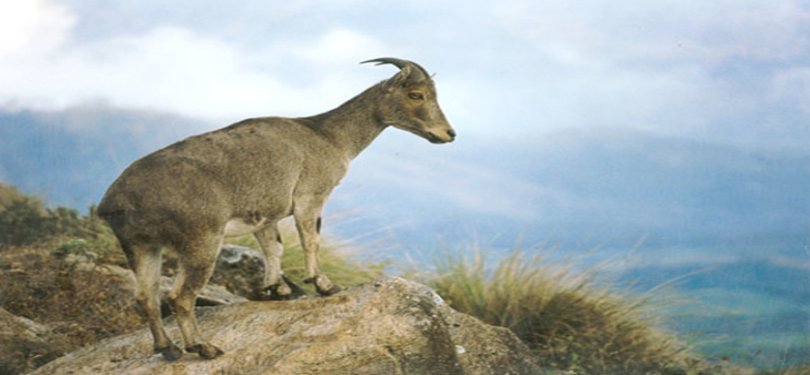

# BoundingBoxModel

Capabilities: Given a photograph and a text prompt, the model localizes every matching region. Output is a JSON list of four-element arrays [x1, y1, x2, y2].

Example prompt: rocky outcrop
[[0, 307, 69, 374], [64, 252, 248, 308], [30, 277, 543, 375]]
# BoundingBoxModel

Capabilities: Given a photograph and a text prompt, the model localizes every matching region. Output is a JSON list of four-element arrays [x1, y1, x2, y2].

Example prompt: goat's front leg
[[253, 224, 304, 300], [294, 203, 341, 296]]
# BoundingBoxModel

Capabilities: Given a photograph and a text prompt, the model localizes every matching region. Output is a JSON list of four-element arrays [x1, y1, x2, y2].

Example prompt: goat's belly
[[224, 218, 267, 236]]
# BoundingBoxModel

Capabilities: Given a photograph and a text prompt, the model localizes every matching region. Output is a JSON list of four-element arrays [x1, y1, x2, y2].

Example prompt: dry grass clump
[[420, 248, 728, 374], [0, 241, 142, 349]]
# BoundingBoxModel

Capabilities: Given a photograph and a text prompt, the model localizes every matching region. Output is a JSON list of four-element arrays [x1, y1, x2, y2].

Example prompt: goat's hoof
[[281, 275, 307, 298], [258, 276, 306, 301], [304, 276, 342, 296], [256, 284, 288, 301], [318, 284, 342, 296], [186, 343, 224, 359], [156, 344, 184, 361]]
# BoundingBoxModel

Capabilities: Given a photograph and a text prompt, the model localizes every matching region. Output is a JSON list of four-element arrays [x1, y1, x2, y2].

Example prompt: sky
[[2, 0, 809, 153]]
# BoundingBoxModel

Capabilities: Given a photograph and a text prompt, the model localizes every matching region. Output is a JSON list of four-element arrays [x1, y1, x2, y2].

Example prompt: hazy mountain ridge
[[337, 126, 810, 261], [621, 259, 810, 367], [0, 107, 209, 207], [3, 106, 808, 257]]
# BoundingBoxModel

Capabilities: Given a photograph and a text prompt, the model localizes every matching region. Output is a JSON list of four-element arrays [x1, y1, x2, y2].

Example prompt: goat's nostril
[[447, 129, 456, 138]]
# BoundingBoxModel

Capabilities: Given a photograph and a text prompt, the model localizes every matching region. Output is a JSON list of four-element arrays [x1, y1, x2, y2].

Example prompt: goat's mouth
[[425, 130, 455, 144], [395, 123, 455, 144], [427, 133, 445, 144]]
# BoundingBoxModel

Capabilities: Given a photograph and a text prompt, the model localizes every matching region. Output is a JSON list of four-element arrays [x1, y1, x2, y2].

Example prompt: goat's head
[[362, 58, 456, 144]]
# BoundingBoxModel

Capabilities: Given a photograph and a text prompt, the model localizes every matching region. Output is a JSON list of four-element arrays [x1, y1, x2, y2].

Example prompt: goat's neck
[[307, 85, 388, 160]]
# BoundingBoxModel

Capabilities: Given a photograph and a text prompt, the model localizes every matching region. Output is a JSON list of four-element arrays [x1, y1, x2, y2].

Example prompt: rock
[[159, 273, 248, 308], [69, 257, 248, 309], [440, 301, 542, 374], [0, 307, 69, 374], [210, 244, 266, 299], [29, 277, 544, 375]]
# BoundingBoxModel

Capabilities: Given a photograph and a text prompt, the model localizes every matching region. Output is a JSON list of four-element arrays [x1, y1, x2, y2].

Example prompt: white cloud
[[0, 1, 391, 123], [289, 28, 388, 65], [769, 67, 810, 115], [494, 0, 810, 66], [483, 0, 810, 151], [0, 0, 75, 59]]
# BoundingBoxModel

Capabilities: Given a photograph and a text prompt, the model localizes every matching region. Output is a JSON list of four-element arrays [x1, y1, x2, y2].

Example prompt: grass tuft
[[418, 247, 728, 374]]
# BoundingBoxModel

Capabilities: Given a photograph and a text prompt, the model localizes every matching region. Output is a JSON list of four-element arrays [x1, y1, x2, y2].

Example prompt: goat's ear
[[384, 65, 415, 90]]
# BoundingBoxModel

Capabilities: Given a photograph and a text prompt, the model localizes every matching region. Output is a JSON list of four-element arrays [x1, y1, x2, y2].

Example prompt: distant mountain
[[0, 106, 210, 209], [624, 259, 810, 302], [620, 259, 810, 368], [334, 127, 810, 263], [2, 106, 808, 262]]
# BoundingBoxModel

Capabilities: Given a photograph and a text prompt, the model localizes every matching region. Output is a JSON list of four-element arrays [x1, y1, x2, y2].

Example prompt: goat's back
[[97, 117, 340, 239]]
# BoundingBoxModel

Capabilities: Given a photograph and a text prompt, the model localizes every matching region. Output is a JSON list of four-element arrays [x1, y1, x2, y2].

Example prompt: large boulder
[[210, 244, 266, 299], [30, 277, 544, 374], [0, 307, 69, 374]]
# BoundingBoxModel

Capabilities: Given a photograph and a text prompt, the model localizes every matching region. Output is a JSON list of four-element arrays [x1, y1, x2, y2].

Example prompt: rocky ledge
[[29, 277, 543, 375]]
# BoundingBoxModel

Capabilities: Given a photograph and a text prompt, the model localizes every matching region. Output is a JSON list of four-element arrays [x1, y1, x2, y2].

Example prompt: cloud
[[288, 28, 388, 65], [769, 67, 810, 115], [0, 1, 390, 123], [494, 0, 810, 66], [483, 0, 810, 153], [342, 135, 594, 221], [359, 155, 548, 220], [3, 0, 810, 155], [0, 0, 75, 59]]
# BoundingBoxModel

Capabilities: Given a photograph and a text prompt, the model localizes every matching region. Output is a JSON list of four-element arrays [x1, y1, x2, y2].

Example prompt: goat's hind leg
[[169, 235, 224, 359], [126, 242, 183, 360]]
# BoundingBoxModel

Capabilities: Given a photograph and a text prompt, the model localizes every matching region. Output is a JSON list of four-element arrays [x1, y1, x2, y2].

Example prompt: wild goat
[[97, 58, 455, 360]]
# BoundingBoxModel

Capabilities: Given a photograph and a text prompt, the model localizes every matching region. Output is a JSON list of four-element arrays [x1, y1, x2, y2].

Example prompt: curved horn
[[361, 57, 430, 80]]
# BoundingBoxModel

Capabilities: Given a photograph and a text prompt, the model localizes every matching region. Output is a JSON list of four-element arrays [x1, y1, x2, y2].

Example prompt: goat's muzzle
[[427, 129, 456, 144]]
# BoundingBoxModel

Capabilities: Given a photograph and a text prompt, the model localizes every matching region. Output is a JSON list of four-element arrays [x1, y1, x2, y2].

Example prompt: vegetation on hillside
[[0, 184, 105, 247], [0, 182, 790, 374]]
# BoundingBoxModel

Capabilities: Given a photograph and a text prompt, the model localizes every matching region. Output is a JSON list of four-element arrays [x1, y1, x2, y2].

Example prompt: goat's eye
[[408, 92, 425, 101]]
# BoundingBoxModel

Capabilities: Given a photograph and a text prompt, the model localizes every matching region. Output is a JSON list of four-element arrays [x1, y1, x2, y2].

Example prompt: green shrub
[[0, 183, 27, 209], [0, 197, 57, 246], [0, 184, 114, 250]]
